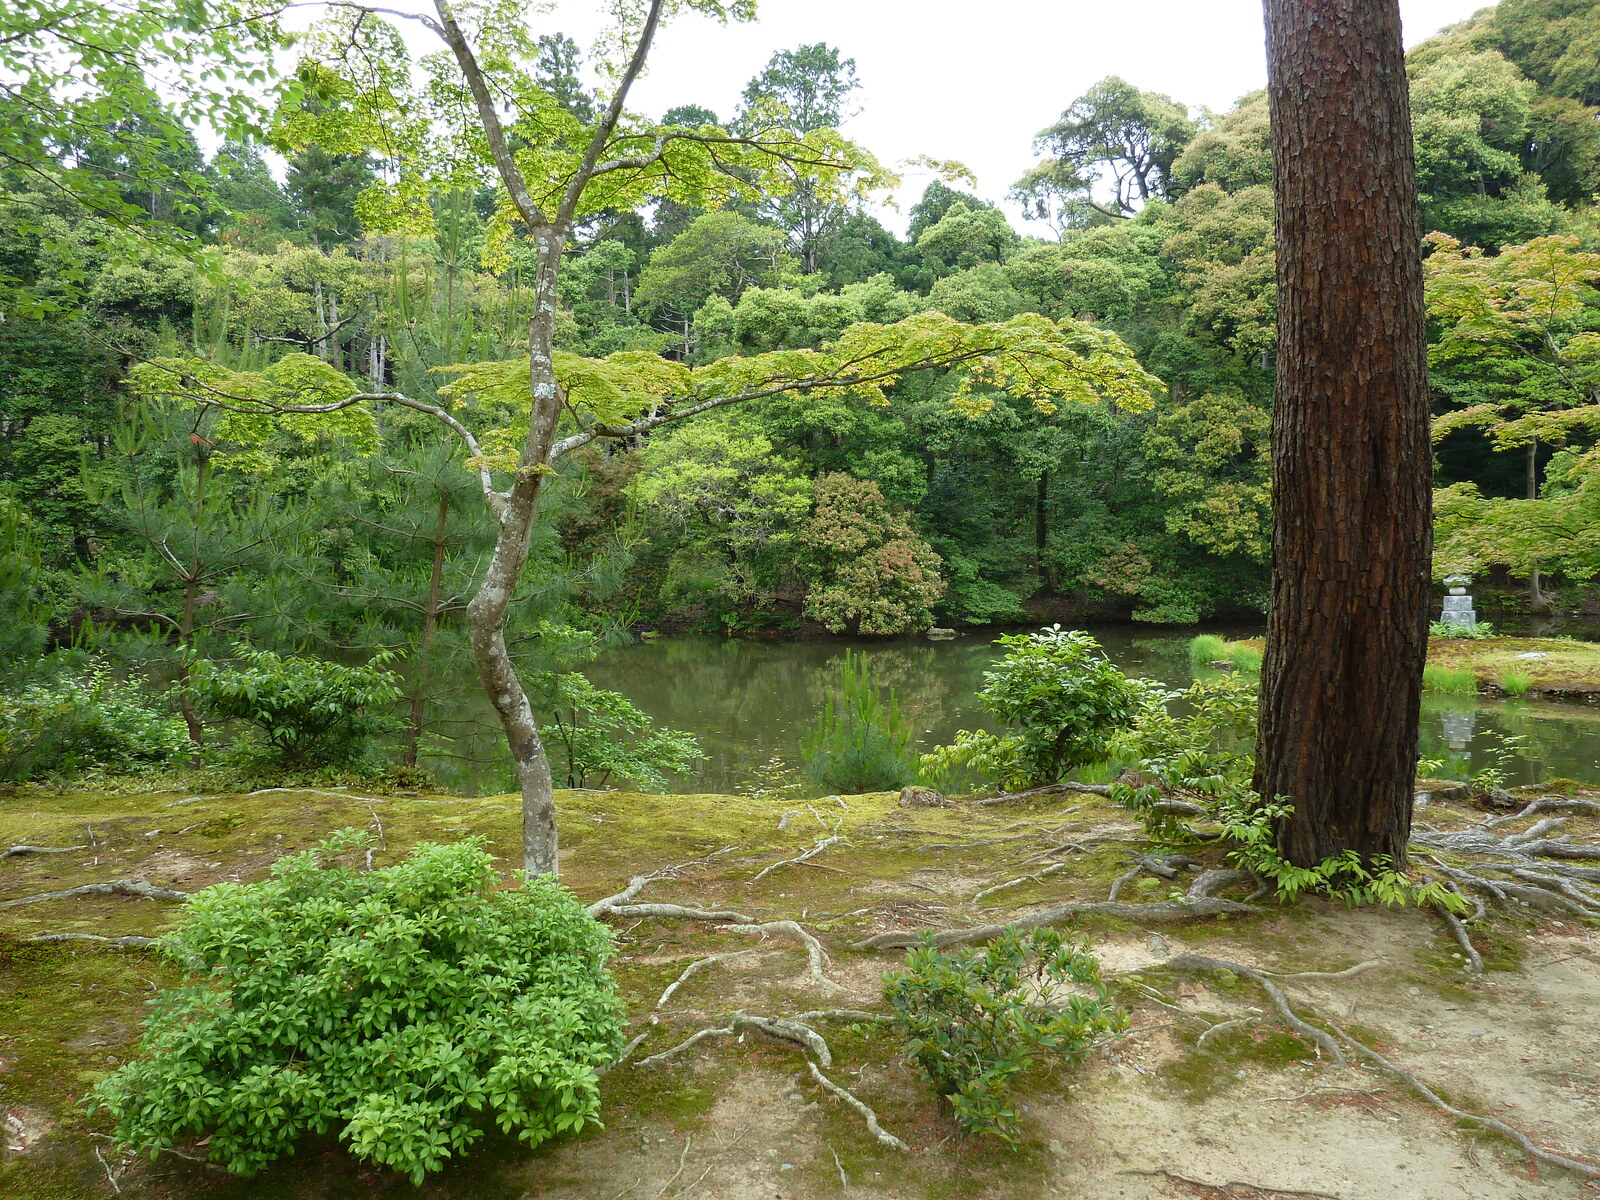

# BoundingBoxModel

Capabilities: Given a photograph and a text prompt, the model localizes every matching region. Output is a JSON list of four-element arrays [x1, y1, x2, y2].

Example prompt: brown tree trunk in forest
[[1254, 0, 1432, 867]]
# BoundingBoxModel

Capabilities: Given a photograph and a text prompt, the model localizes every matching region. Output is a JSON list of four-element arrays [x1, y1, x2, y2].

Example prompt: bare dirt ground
[[0, 782, 1596, 1200]]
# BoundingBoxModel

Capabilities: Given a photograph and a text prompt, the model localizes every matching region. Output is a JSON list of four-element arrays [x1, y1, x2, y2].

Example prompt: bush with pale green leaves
[[921, 626, 1145, 790], [88, 833, 625, 1183], [0, 665, 189, 783], [185, 645, 402, 769]]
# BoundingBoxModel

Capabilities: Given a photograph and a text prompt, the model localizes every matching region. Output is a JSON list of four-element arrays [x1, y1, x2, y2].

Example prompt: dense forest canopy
[[6, 0, 1600, 783]]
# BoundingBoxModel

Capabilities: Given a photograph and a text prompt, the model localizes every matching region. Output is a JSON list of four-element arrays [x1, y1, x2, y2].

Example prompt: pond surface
[[426, 626, 1600, 795]]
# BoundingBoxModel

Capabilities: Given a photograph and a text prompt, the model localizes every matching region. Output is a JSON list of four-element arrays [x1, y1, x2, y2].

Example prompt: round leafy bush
[[89, 833, 625, 1183], [0, 665, 189, 783], [922, 626, 1145, 790], [185, 645, 402, 769]]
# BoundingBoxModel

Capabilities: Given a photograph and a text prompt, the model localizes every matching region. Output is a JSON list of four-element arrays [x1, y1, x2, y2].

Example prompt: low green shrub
[[1422, 665, 1479, 695], [801, 649, 917, 792], [89, 833, 625, 1183], [921, 627, 1145, 791], [0, 665, 189, 783], [884, 929, 1123, 1144], [186, 645, 402, 770], [1188, 634, 1228, 664], [534, 671, 703, 789], [1429, 619, 1495, 640], [1499, 671, 1533, 696]]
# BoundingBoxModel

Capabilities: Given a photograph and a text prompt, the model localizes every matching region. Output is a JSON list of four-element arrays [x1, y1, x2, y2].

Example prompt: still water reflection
[[424, 628, 1600, 794]]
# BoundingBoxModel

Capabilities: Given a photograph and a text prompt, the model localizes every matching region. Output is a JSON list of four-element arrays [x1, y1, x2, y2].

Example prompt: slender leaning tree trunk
[[1255, 0, 1432, 867], [465, 229, 569, 875]]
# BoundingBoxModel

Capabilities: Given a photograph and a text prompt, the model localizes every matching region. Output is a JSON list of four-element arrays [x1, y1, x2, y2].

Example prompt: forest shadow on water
[[420, 624, 1600, 795]]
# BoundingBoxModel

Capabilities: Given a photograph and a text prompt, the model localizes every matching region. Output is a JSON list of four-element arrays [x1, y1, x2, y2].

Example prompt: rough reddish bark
[[1254, 0, 1433, 867]]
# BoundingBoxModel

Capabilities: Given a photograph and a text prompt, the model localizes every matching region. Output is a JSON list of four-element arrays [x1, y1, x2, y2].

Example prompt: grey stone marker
[[1439, 572, 1476, 631]]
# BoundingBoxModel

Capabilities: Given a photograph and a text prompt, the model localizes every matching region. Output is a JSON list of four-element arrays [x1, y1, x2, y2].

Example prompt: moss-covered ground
[[0, 781, 1596, 1199]]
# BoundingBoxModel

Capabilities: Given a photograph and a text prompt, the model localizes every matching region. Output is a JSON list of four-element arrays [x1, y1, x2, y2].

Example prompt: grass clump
[[1423, 665, 1480, 695], [1188, 635, 1261, 673], [801, 649, 918, 792], [1499, 670, 1533, 696]]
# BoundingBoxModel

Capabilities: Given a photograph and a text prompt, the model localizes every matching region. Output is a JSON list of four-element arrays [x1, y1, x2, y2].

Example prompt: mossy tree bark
[[1255, 0, 1433, 867]]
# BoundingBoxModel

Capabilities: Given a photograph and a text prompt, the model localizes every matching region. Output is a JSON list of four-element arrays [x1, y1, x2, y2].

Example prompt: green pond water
[[424, 626, 1600, 795]]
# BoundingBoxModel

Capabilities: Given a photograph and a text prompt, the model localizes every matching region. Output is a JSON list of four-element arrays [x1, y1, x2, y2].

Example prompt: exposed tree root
[[726, 920, 836, 988], [654, 951, 770, 1009], [1256, 960, 1381, 982], [27, 932, 158, 949], [1167, 954, 1600, 1181], [606, 903, 754, 923], [1431, 901, 1485, 971], [0, 844, 88, 860], [857, 869, 1261, 950], [1325, 1019, 1600, 1179], [636, 1011, 834, 1067], [974, 781, 1109, 806], [973, 861, 1072, 902], [1480, 795, 1600, 831], [750, 824, 842, 883], [1194, 1017, 1258, 1051], [806, 1061, 909, 1151], [1119, 1167, 1338, 1199], [243, 787, 391, 804], [0, 879, 190, 908], [1165, 954, 1346, 1065], [587, 848, 742, 919]]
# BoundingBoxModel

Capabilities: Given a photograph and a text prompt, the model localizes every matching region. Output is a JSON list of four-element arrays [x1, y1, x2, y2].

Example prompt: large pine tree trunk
[[1255, 0, 1432, 867]]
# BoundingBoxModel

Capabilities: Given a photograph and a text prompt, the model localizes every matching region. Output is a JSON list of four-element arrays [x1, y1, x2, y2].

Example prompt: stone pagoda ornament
[[1439, 573, 1477, 631]]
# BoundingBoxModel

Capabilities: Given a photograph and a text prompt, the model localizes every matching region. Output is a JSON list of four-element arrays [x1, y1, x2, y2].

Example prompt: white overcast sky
[[542, 0, 1495, 233]]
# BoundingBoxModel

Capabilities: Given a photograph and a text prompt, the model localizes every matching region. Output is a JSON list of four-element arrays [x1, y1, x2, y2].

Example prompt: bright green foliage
[[884, 929, 1124, 1144], [1429, 619, 1497, 640], [1143, 387, 1271, 560], [1032, 76, 1196, 215], [0, 666, 190, 783], [1423, 665, 1480, 695], [533, 672, 703, 790], [88, 833, 625, 1183], [629, 420, 812, 622], [186, 645, 402, 768], [800, 474, 944, 635], [1500, 670, 1534, 695], [923, 627, 1144, 790], [799, 650, 917, 792]]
